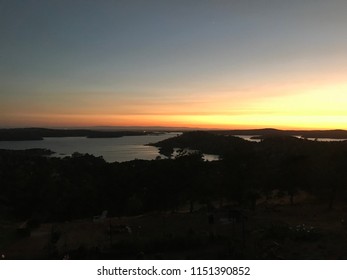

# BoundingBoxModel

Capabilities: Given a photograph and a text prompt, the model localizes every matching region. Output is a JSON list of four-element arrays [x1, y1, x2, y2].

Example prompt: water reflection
[[234, 135, 261, 142], [296, 136, 347, 142], [236, 135, 347, 142], [171, 148, 219, 161]]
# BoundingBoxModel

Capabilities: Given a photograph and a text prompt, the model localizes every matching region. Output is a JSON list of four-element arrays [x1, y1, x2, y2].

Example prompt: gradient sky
[[1, 0, 347, 129]]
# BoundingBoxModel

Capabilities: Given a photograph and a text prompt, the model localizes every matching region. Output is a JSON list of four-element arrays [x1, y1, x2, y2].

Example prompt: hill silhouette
[[1, 131, 347, 259]]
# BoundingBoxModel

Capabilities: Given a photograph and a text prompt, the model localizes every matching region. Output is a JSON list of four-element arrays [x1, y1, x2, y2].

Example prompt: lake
[[4, 133, 340, 163], [0, 132, 220, 162], [0, 133, 180, 162], [236, 135, 347, 142]]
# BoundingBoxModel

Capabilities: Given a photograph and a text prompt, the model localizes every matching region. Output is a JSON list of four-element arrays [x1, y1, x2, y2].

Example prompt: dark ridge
[[86, 130, 148, 138], [0, 128, 152, 141], [2, 127, 347, 141], [211, 128, 347, 139], [0, 148, 54, 156], [149, 130, 252, 156]]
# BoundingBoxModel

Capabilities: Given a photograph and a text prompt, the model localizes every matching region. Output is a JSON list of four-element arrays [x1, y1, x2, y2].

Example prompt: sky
[[1, 0, 347, 129]]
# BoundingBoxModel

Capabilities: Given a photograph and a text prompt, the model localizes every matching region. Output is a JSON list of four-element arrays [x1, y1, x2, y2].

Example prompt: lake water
[[236, 135, 347, 142], [299, 137, 347, 142], [234, 135, 261, 142], [0, 132, 219, 162], [0, 133, 180, 162], [3, 133, 340, 163]]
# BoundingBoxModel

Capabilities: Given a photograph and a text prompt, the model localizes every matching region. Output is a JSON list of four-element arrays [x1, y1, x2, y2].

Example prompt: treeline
[[1, 131, 347, 223], [0, 128, 151, 141], [2, 127, 347, 141], [211, 128, 347, 139], [153, 131, 347, 209]]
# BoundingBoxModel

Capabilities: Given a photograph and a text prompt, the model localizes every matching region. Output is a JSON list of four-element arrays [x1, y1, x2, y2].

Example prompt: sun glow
[[162, 82, 347, 129], [3, 80, 347, 130]]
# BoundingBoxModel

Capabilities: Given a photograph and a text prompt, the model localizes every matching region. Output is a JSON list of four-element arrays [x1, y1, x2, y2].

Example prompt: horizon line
[[1, 125, 347, 132]]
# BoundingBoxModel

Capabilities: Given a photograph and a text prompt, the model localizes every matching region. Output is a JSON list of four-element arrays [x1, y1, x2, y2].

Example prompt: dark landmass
[[86, 125, 200, 131], [0, 148, 54, 156], [86, 130, 150, 138], [149, 131, 253, 156], [1, 127, 347, 141], [0, 128, 154, 141], [149, 130, 342, 157], [213, 128, 347, 139], [2, 131, 347, 259]]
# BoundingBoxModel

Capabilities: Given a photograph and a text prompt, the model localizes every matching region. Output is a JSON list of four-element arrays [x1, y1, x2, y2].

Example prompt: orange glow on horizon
[[3, 111, 347, 130], [2, 79, 347, 130]]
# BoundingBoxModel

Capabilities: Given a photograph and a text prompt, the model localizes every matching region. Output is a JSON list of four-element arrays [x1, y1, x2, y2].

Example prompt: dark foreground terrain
[[3, 198, 347, 260], [1, 131, 347, 259]]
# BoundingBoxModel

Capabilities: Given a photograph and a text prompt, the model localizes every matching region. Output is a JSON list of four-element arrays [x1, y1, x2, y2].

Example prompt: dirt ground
[[2, 195, 347, 259]]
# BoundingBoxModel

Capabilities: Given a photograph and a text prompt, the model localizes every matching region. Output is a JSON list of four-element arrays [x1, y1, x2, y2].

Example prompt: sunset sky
[[1, 0, 347, 129]]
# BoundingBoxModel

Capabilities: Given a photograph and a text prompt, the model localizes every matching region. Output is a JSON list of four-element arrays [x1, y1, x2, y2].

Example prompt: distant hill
[[0, 128, 151, 141], [86, 126, 201, 131], [149, 131, 252, 156], [211, 128, 347, 139], [1, 127, 347, 141]]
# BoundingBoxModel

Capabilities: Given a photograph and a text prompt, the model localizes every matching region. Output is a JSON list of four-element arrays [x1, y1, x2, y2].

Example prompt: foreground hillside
[[1, 131, 347, 259], [3, 198, 347, 259]]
